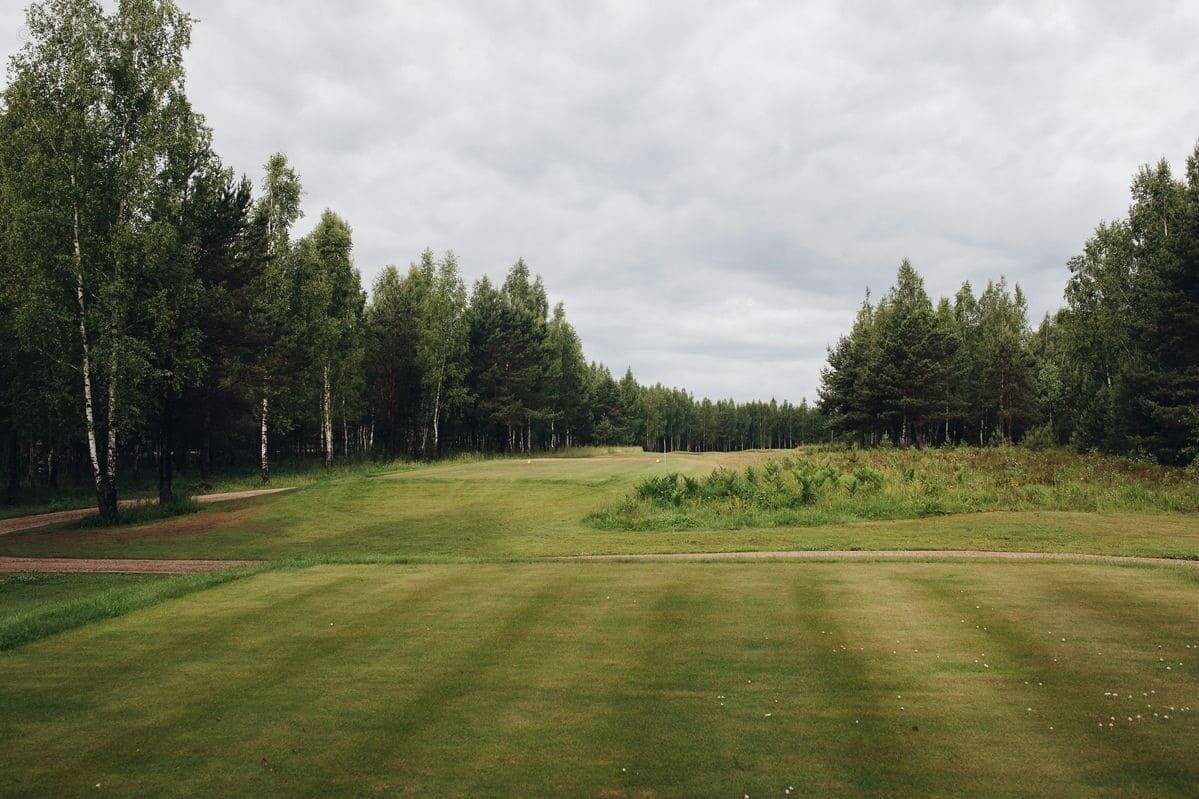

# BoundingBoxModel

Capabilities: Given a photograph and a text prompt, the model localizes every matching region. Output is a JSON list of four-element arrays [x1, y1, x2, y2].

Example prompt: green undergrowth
[[589, 447, 1199, 531], [77, 496, 203, 528]]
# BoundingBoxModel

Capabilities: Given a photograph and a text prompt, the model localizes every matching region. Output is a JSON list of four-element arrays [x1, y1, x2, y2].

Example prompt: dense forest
[[819, 149, 1199, 465], [0, 0, 825, 514]]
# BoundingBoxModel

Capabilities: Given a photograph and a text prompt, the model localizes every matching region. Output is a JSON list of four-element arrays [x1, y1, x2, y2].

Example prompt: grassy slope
[[0, 572, 160, 621], [0, 569, 261, 651], [1, 450, 1196, 561], [1, 562, 1195, 797]]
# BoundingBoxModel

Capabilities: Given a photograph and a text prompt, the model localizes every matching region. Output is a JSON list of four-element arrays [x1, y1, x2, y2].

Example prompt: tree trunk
[[260, 396, 270, 484], [322, 362, 333, 468], [102, 370, 118, 517], [71, 189, 108, 516]]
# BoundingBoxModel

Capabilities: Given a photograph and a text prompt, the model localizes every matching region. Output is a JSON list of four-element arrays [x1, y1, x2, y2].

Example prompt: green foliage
[[592, 446, 1199, 531], [821, 263, 1038, 448]]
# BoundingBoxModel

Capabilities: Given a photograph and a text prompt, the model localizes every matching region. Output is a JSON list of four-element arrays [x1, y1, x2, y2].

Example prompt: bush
[[1021, 424, 1057, 452]]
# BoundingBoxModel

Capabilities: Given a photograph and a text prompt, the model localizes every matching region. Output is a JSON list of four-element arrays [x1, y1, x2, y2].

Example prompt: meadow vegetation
[[590, 447, 1199, 531]]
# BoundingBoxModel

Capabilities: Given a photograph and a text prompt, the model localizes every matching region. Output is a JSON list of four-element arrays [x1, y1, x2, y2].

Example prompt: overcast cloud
[[4, 1, 1198, 402]]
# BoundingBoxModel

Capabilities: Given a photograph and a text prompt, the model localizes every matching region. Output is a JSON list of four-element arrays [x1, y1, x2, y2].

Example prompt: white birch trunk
[[72, 191, 102, 502], [260, 396, 270, 483], [105, 362, 117, 486], [322, 362, 333, 467]]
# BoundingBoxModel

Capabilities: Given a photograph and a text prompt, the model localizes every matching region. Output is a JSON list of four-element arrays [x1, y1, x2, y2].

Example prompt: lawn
[[1, 562, 1195, 797], [1, 449, 1197, 561], [0, 572, 162, 624]]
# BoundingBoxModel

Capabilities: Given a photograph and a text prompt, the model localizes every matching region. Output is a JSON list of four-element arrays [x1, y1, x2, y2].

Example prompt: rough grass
[[1, 562, 1195, 796], [0, 565, 262, 651], [590, 447, 1199, 531], [76, 496, 203, 528]]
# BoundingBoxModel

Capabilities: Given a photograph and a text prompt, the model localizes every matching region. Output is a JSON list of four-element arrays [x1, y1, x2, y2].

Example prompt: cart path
[[0, 556, 256, 574], [3, 548, 1196, 575], [0, 488, 294, 536], [561, 549, 1199, 568]]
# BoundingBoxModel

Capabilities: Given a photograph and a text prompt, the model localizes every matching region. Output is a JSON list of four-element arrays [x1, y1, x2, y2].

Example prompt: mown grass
[[0, 446, 643, 520], [589, 447, 1199, 531], [0, 565, 263, 651], [2, 449, 1198, 561], [1, 562, 1195, 796]]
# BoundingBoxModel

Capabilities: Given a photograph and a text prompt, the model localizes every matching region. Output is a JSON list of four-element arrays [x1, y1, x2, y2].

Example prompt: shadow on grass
[[76, 496, 202, 529]]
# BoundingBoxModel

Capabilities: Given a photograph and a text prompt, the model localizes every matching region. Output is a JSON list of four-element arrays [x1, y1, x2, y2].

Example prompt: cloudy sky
[[4, 2, 1198, 402]]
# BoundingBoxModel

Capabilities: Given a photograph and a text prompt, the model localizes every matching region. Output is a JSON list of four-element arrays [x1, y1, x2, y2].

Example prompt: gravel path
[[0, 556, 256, 574], [0, 488, 294, 536], [563, 549, 1199, 568]]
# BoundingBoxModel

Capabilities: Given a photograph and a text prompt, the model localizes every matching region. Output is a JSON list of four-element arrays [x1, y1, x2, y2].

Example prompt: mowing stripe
[[562, 550, 1199, 568]]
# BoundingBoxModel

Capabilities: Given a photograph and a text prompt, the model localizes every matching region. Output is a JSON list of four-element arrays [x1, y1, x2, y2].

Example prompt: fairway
[[2, 451, 1198, 562], [2, 561, 1196, 797]]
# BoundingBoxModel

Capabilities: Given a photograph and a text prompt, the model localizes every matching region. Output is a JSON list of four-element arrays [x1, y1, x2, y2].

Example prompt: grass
[[2, 449, 1197, 795], [0, 446, 645, 521], [75, 496, 203, 528], [0, 448, 1196, 561], [0, 572, 161, 624], [590, 447, 1199, 532], [1, 561, 1195, 796], [0, 566, 262, 651]]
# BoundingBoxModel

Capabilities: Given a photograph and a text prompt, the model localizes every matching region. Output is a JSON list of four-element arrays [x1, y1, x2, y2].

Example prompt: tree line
[[819, 144, 1199, 465], [0, 0, 825, 516]]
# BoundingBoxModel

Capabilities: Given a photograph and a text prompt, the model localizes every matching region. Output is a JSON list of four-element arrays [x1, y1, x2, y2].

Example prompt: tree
[[414, 251, 468, 456], [249, 152, 303, 482], [294, 210, 363, 468], [872, 260, 951, 445]]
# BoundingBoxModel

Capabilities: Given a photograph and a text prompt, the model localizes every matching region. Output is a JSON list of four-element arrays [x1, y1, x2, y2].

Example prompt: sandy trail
[[0, 488, 294, 536], [562, 549, 1199, 568], [0, 556, 255, 574]]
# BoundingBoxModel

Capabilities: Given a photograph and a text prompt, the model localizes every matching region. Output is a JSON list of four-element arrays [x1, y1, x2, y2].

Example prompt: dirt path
[[0, 488, 294, 537], [563, 549, 1199, 568], [0, 556, 256, 574]]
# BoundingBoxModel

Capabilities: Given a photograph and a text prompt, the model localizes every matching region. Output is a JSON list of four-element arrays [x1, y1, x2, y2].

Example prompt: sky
[[4, 1, 1198, 403]]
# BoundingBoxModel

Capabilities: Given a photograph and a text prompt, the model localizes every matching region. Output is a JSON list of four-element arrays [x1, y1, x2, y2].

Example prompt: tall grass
[[588, 447, 1199, 531]]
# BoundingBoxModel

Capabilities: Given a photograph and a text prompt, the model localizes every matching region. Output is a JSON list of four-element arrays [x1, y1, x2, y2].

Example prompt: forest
[[819, 156, 1199, 466], [2, 1, 1197, 521], [0, 0, 824, 515]]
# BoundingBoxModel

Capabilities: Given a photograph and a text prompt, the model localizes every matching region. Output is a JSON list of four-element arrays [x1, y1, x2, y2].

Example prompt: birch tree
[[250, 153, 302, 482], [5, 0, 120, 515], [416, 251, 468, 456], [296, 210, 362, 468]]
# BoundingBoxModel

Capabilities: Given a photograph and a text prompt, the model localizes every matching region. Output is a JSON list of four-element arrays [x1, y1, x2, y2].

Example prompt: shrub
[[1021, 424, 1057, 452]]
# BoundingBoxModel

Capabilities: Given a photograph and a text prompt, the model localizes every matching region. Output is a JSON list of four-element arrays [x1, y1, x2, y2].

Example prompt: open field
[[2, 562, 1196, 797], [2, 448, 1197, 796], [0, 449, 1197, 562]]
